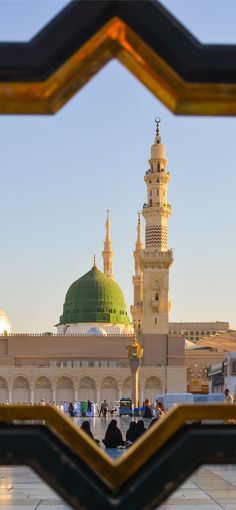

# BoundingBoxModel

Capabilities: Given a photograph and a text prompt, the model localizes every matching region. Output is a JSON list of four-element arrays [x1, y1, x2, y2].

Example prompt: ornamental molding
[[140, 249, 173, 270]]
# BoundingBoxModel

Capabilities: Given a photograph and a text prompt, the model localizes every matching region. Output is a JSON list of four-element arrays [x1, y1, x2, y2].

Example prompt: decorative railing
[[0, 404, 235, 509]]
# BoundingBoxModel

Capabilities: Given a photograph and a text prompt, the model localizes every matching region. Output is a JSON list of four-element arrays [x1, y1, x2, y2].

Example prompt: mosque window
[[232, 361, 236, 374], [150, 190, 152, 197], [157, 190, 159, 195], [201, 331, 205, 336], [155, 318, 157, 324], [206, 331, 210, 335], [150, 199, 152, 206]]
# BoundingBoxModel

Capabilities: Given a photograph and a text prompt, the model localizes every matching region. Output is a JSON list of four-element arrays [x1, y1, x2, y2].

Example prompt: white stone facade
[[0, 365, 186, 407]]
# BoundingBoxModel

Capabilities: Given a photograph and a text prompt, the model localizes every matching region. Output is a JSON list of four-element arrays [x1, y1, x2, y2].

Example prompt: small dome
[[87, 326, 107, 336], [59, 265, 130, 326], [0, 309, 12, 335]]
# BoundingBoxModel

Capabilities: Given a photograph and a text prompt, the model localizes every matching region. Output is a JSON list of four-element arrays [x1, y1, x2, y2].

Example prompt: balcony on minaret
[[130, 303, 143, 316], [152, 296, 160, 313]]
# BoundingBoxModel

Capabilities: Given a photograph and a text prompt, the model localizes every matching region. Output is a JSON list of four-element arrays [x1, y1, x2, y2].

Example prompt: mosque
[[0, 120, 186, 406]]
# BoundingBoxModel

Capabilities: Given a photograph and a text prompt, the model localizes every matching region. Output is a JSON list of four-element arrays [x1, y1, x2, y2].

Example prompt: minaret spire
[[131, 118, 173, 341], [130, 212, 144, 335], [136, 211, 144, 251], [102, 209, 114, 278]]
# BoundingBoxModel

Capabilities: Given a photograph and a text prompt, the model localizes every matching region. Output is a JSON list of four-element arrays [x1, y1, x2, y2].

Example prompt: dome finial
[[93, 254, 97, 267], [155, 116, 161, 133]]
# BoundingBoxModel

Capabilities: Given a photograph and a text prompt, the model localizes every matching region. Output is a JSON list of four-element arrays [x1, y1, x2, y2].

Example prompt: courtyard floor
[[0, 417, 235, 510]]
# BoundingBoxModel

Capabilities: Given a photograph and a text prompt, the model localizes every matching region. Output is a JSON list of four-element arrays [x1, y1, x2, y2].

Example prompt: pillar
[[129, 358, 140, 408], [30, 388, 34, 404], [97, 389, 100, 404], [52, 387, 56, 402], [8, 387, 12, 403]]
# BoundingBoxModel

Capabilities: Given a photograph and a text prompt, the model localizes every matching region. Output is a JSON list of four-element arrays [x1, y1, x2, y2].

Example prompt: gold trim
[[0, 403, 236, 489], [0, 18, 236, 115]]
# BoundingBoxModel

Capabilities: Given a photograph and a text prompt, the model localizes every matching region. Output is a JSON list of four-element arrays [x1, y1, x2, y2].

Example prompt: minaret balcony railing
[[130, 304, 143, 315]]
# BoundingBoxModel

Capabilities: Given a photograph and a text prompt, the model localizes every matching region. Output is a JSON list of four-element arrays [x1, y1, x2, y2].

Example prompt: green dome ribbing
[[59, 266, 130, 325]]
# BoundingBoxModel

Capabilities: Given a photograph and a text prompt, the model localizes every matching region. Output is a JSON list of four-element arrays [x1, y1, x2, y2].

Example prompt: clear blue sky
[[0, 1, 236, 333]]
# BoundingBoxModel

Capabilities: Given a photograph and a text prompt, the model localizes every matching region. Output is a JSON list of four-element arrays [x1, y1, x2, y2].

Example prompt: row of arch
[[0, 375, 163, 406]]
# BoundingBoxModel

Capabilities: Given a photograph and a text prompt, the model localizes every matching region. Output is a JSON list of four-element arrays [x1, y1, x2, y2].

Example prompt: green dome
[[59, 266, 130, 325]]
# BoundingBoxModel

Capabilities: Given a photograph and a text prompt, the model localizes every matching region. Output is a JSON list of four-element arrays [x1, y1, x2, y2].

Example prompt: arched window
[[56, 376, 74, 403], [34, 377, 52, 403], [144, 377, 162, 404], [79, 377, 96, 402], [100, 377, 118, 408], [13, 376, 30, 403]]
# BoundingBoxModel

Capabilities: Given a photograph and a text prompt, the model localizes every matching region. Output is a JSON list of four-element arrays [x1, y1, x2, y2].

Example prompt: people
[[80, 420, 95, 440], [102, 419, 124, 448], [99, 400, 109, 417], [68, 401, 74, 417], [142, 399, 153, 419], [133, 419, 146, 441], [126, 421, 137, 446], [156, 401, 165, 418], [80, 420, 100, 445], [224, 388, 234, 403]]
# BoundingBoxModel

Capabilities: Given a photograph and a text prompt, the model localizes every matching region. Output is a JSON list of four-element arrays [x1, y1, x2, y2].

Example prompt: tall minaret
[[102, 209, 114, 278], [131, 212, 144, 334], [140, 118, 173, 336]]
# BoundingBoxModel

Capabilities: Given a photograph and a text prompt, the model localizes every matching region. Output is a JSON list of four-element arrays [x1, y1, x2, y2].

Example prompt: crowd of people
[[78, 398, 166, 449], [37, 397, 166, 419], [80, 416, 161, 449]]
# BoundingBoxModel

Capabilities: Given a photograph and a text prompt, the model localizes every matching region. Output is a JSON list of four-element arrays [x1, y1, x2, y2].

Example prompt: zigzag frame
[[1, 1, 236, 114], [1, 405, 236, 509]]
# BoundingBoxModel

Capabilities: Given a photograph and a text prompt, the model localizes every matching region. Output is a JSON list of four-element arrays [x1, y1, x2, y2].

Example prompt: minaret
[[102, 209, 114, 278], [130, 212, 144, 334], [140, 118, 173, 335]]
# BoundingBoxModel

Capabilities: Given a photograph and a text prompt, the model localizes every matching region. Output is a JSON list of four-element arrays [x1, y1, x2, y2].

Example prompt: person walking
[[100, 400, 109, 417]]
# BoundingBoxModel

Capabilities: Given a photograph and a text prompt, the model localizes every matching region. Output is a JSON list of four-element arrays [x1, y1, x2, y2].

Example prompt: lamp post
[[127, 334, 143, 408]]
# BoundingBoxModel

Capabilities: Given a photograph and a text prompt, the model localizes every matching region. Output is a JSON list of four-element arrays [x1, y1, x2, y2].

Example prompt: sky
[[0, 0, 236, 333]]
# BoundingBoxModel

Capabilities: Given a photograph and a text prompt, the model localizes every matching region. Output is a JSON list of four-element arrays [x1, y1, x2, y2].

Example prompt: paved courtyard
[[0, 417, 235, 510]]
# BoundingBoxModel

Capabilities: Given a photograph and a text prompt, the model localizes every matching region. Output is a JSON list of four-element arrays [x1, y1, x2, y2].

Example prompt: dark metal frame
[[1, 1, 236, 83], [1, 422, 236, 510]]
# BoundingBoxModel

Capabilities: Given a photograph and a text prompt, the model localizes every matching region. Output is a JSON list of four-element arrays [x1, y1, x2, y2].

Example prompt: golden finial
[[93, 254, 97, 267], [155, 116, 161, 135]]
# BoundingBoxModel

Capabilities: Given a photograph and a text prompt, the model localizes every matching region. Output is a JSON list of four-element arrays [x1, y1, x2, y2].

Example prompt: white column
[[30, 388, 34, 404], [52, 387, 56, 402], [74, 388, 78, 401], [8, 388, 12, 403], [97, 389, 100, 404]]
